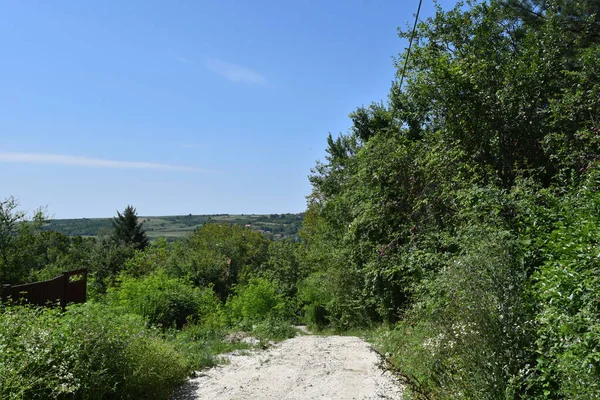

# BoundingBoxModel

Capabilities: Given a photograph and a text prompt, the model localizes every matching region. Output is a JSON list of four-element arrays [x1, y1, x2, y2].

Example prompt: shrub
[[109, 269, 213, 328], [380, 226, 533, 399], [0, 302, 64, 399], [298, 271, 333, 330], [172, 320, 252, 370], [122, 237, 170, 278], [259, 239, 303, 298], [123, 336, 190, 399], [251, 318, 298, 341], [226, 277, 288, 327], [169, 224, 270, 300], [0, 302, 191, 399], [521, 180, 600, 398]]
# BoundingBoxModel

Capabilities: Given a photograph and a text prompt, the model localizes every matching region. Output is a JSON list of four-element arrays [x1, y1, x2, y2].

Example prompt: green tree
[[169, 224, 270, 300], [258, 239, 303, 298], [0, 197, 47, 284], [122, 238, 170, 278], [0, 197, 26, 283], [87, 235, 135, 295], [111, 205, 149, 251]]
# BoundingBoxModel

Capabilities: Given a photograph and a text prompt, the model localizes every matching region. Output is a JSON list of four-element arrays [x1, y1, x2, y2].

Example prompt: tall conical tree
[[111, 205, 149, 251]]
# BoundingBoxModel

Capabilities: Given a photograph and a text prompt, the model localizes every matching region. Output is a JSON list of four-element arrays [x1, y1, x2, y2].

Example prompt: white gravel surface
[[174, 335, 403, 400]]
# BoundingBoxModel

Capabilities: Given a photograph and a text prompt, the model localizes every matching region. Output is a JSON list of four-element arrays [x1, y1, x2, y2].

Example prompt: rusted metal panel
[[1, 269, 87, 309], [64, 269, 87, 306]]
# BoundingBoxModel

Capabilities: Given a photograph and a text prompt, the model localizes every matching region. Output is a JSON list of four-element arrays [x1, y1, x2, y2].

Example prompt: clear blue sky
[[1, 0, 456, 218]]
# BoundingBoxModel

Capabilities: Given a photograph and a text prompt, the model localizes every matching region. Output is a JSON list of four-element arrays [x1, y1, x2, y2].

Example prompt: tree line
[[296, 0, 600, 397]]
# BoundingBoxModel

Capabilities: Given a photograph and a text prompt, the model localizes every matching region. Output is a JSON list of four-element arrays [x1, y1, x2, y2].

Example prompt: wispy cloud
[[205, 57, 268, 85], [0, 152, 203, 172], [176, 56, 188, 63]]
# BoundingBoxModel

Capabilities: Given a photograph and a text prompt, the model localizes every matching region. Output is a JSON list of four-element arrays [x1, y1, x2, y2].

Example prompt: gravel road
[[174, 334, 403, 400]]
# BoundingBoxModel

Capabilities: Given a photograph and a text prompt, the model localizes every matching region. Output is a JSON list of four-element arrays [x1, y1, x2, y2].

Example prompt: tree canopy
[[111, 205, 149, 251], [299, 0, 600, 397]]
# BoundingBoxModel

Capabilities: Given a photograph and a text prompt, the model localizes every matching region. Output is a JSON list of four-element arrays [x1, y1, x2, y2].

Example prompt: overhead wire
[[398, 0, 424, 90]]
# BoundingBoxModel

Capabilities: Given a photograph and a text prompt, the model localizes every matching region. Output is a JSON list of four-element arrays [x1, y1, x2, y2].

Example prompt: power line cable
[[398, 0, 424, 90]]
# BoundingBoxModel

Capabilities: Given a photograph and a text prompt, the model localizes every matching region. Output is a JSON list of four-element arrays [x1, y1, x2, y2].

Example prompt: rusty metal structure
[[1, 269, 87, 309]]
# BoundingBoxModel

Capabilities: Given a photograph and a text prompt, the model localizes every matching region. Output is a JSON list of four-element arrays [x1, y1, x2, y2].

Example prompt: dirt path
[[174, 335, 403, 400]]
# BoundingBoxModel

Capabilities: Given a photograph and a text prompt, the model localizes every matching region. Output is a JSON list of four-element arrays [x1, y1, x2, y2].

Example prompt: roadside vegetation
[[0, 203, 300, 399], [2, 0, 600, 399], [298, 1, 600, 398]]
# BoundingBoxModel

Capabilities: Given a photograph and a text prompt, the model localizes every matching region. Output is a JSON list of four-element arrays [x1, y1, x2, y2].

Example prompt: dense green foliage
[[107, 270, 217, 328], [0, 197, 50, 284], [1, 205, 299, 399], [111, 205, 149, 251], [0, 302, 190, 399], [226, 277, 290, 327], [168, 224, 271, 299], [528, 182, 600, 398], [295, 0, 600, 398]]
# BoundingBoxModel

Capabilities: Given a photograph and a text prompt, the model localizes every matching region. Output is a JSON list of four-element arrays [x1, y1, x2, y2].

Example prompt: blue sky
[[1, 0, 456, 218]]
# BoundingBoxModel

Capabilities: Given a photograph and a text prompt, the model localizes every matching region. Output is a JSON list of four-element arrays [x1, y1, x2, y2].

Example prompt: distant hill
[[42, 213, 304, 242]]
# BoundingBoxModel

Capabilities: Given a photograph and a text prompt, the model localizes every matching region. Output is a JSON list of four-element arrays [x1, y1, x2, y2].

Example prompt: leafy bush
[[258, 239, 303, 298], [251, 318, 298, 341], [123, 336, 190, 399], [108, 269, 217, 328], [168, 224, 270, 300], [298, 264, 375, 331], [521, 178, 600, 399], [298, 271, 333, 330], [122, 237, 170, 278], [226, 277, 289, 327], [379, 226, 533, 399], [0, 302, 191, 399]]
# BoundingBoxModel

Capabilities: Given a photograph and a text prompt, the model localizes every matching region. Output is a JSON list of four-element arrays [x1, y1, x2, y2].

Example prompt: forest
[[2, 0, 600, 398]]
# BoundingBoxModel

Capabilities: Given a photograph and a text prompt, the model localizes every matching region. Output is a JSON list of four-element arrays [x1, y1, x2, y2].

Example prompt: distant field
[[42, 213, 304, 241]]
